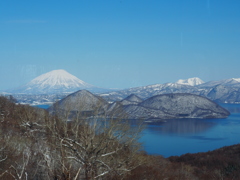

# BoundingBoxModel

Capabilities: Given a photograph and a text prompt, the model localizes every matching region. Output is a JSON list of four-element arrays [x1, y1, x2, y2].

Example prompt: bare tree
[[7, 147, 31, 180], [45, 97, 145, 180], [0, 96, 52, 179], [0, 136, 10, 178], [0, 95, 145, 179]]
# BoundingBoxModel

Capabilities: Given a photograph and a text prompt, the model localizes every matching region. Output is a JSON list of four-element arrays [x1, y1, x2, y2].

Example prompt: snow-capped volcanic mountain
[[9, 69, 95, 94], [176, 77, 204, 86]]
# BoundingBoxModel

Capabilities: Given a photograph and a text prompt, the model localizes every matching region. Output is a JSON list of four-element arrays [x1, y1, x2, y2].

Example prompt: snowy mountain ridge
[[232, 78, 240, 82], [176, 77, 204, 86], [99, 76, 240, 104]]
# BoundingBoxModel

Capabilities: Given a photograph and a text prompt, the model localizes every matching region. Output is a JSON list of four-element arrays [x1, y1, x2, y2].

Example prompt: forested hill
[[0, 95, 239, 180], [169, 143, 240, 179]]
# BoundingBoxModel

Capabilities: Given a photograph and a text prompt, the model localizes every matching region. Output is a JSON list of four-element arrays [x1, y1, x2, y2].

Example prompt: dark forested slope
[[169, 143, 240, 180]]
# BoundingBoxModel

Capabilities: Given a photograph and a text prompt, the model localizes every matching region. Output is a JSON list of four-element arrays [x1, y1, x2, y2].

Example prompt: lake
[[33, 104, 51, 109], [142, 103, 240, 157], [35, 103, 240, 157]]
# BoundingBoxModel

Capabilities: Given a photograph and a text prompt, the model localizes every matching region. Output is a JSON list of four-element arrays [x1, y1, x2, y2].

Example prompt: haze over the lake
[[1, 0, 240, 90]]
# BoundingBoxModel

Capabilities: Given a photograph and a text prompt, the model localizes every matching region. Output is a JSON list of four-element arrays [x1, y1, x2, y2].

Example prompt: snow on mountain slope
[[176, 77, 204, 86], [9, 69, 95, 94], [99, 82, 198, 102], [28, 69, 93, 89], [232, 78, 240, 82], [199, 78, 240, 88], [107, 93, 230, 120], [49, 89, 108, 112]]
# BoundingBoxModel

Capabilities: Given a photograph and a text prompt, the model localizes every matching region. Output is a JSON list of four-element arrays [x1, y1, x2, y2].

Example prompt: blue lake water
[[141, 103, 240, 157], [33, 104, 50, 109], [35, 103, 240, 157]]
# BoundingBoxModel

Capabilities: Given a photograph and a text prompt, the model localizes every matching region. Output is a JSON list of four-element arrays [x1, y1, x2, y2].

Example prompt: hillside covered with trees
[[1, 96, 240, 180]]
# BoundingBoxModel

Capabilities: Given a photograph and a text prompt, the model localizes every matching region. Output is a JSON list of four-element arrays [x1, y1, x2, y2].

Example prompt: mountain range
[[3, 69, 240, 104], [99, 77, 240, 104]]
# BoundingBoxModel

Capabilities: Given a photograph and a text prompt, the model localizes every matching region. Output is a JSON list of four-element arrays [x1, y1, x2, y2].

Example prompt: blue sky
[[0, 0, 240, 90]]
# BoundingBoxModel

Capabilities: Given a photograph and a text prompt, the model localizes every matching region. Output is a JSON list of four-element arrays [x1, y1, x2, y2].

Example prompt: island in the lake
[[50, 90, 230, 121]]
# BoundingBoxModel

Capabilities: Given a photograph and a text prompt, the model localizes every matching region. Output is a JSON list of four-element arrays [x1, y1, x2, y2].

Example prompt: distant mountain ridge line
[[2, 69, 240, 104], [4, 68, 240, 93], [99, 77, 240, 104]]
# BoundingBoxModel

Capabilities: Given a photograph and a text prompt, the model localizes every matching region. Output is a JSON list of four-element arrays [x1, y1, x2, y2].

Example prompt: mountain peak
[[30, 69, 92, 86], [176, 77, 204, 86], [124, 94, 143, 102], [119, 94, 143, 105], [50, 89, 107, 112], [9, 69, 94, 94]]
